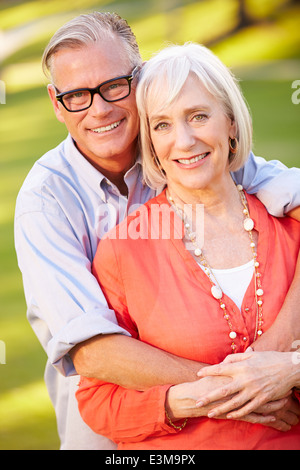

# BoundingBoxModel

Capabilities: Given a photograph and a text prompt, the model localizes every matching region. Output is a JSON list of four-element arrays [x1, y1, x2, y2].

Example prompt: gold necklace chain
[[167, 184, 264, 352]]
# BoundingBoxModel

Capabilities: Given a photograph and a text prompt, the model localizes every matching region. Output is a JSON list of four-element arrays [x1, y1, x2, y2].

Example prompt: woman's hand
[[195, 351, 300, 419], [165, 374, 300, 431], [165, 375, 277, 427], [165, 375, 232, 420]]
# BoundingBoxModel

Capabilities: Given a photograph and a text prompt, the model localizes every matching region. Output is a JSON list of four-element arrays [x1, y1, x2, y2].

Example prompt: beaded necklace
[[167, 184, 264, 352]]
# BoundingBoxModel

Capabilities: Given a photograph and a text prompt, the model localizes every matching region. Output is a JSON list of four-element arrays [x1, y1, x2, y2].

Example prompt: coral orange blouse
[[76, 190, 300, 450]]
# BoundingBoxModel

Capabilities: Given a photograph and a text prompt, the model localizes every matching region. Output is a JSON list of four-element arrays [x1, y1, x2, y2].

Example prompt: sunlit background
[[0, 0, 299, 449]]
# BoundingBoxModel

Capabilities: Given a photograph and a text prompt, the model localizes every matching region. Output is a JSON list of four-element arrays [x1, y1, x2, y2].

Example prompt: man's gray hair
[[42, 11, 142, 80]]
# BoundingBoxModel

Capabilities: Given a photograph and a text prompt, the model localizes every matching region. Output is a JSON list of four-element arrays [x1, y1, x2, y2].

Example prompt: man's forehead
[[50, 40, 131, 86]]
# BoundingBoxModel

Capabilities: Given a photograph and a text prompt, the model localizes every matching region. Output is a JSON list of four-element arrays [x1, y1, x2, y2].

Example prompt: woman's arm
[[76, 372, 290, 443], [76, 378, 175, 444]]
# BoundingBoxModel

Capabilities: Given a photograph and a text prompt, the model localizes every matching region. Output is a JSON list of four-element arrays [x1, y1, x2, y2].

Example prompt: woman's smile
[[175, 152, 210, 168]]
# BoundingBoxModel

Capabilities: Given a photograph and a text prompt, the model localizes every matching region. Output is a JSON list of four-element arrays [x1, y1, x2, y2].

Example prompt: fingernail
[[208, 411, 216, 418], [196, 401, 203, 408]]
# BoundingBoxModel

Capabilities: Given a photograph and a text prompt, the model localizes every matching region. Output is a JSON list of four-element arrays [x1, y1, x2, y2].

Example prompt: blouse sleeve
[[76, 235, 179, 443], [76, 378, 176, 444]]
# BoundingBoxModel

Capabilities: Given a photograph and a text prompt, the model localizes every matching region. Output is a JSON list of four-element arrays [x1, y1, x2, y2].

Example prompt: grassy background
[[0, 0, 299, 450]]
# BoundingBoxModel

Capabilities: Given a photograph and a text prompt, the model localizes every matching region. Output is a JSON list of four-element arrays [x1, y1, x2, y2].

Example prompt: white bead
[[229, 331, 237, 339], [211, 285, 223, 300], [194, 248, 202, 257], [244, 217, 254, 231], [256, 288, 264, 296], [236, 184, 243, 191], [257, 330, 263, 336]]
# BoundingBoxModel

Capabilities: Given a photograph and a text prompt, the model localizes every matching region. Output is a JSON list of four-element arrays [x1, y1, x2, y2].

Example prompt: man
[[15, 12, 300, 449]]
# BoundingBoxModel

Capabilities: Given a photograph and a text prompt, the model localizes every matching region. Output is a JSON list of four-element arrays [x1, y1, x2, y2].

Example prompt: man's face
[[48, 39, 140, 174]]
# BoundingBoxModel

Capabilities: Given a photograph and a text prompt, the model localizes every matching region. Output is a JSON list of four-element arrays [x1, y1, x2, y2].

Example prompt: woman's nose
[[174, 123, 196, 151]]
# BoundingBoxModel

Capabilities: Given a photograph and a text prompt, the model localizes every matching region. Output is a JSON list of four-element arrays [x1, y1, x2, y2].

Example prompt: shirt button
[[243, 337, 248, 342], [244, 307, 249, 312]]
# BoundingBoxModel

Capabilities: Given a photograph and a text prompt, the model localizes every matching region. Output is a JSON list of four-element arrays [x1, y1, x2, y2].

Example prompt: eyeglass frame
[[54, 66, 140, 113]]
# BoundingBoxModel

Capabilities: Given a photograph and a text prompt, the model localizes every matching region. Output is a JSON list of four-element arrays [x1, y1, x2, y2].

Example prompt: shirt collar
[[64, 134, 142, 202], [64, 134, 106, 200]]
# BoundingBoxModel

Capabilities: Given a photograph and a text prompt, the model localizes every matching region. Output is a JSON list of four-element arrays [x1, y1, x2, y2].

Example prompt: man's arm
[[70, 334, 201, 390], [16, 206, 203, 388], [252, 248, 300, 352], [287, 206, 300, 221], [232, 152, 300, 217]]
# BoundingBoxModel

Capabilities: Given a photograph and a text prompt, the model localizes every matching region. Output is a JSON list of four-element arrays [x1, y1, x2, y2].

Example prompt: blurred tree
[[237, 0, 253, 28]]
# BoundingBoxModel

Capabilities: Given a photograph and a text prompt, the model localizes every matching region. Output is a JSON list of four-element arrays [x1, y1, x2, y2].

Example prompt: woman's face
[[148, 74, 236, 195]]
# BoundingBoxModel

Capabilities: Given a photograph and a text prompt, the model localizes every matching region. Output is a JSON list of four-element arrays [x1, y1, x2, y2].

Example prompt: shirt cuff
[[47, 307, 131, 376]]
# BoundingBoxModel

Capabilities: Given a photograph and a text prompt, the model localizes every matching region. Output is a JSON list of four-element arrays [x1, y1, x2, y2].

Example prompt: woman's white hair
[[136, 42, 253, 189]]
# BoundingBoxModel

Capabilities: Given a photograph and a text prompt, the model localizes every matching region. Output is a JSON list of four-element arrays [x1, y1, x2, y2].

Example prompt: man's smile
[[90, 119, 123, 134]]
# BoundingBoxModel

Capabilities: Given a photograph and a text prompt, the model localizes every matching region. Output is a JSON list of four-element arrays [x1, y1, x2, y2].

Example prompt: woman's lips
[[175, 152, 210, 168]]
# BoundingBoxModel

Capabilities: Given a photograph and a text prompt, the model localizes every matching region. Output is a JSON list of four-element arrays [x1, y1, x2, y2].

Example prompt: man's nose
[[89, 92, 114, 116]]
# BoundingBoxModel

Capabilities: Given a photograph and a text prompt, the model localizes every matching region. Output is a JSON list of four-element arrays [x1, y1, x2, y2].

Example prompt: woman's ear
[[229, 119, 237, 140]]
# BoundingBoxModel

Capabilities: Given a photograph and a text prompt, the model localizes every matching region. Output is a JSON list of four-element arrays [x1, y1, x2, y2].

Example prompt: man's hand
[[165, 375, 278, 427], [195, 351, 300, 419], [166, 374, 299, 431]]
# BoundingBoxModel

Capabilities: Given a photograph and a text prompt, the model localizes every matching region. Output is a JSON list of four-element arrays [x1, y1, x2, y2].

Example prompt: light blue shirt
[[14, 133, 300, 449]]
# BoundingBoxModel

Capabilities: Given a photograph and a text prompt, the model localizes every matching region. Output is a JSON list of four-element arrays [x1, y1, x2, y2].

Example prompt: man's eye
[[108, 83, 121, 90], [65, 91, 86, 101], [73, 92, 85, 98]]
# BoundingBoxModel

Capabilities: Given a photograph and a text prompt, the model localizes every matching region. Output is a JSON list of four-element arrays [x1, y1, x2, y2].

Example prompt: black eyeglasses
[[55, 66, 140, 112]]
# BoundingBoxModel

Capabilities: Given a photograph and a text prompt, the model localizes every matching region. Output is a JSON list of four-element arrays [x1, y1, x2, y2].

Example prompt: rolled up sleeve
[[232, 152, 300, 217], [15, 206, 129, 377]]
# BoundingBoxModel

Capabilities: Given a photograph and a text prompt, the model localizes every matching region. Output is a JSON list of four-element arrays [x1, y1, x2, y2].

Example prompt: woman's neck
[[167, 174, 257, 269], [167, 173, 240, 219]]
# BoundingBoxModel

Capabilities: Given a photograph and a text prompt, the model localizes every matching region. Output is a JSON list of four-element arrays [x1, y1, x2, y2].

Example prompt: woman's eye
[[154, 122, 169, 131], [193, 114, 207, 121]]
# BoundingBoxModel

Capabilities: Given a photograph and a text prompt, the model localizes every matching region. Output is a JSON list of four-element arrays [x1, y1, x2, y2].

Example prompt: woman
[[76, 43, 300, 449]]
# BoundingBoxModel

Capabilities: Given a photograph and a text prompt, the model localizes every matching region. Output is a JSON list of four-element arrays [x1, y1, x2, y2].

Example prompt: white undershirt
[[198, 259, 255, 310]]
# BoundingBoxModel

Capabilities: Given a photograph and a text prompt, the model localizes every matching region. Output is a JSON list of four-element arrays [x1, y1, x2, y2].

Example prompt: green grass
[[0, 0, 299, 451], [242, 80, 300, 167]]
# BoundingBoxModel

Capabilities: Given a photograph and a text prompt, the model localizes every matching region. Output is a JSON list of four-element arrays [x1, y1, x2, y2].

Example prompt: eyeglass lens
[[62, 77, 131, 111]]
